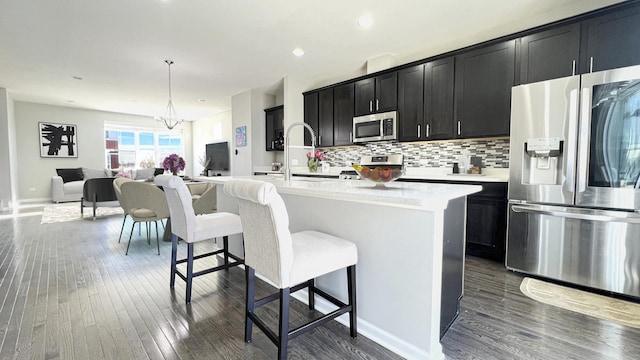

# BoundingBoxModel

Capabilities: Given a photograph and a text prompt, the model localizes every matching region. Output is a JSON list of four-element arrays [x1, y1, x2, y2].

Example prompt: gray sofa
[[51, 167, 164, 203]]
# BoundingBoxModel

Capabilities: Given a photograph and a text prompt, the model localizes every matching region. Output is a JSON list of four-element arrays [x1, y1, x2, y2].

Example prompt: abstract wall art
[[39, 122, 78, 158]]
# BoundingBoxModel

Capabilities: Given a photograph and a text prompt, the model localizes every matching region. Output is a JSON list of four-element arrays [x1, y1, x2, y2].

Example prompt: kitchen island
[[198, 176, 481, 360]]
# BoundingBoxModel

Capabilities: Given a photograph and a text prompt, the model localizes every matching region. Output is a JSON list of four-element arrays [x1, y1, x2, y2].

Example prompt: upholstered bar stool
[[155, 175, 244, 304], [223, 179, 358, 360]]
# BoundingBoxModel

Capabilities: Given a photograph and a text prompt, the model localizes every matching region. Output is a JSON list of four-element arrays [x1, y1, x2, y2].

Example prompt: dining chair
[[223, 179, 358, 360], [113, 177, 134, 242], [154, 175, 243, 304], [120, 181, 170, 255], [187, 182, 217, 215]]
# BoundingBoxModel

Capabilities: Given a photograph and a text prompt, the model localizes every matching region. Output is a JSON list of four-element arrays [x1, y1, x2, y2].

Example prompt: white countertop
[[199, 175, 482, 211], [252, 166, 508, 183]]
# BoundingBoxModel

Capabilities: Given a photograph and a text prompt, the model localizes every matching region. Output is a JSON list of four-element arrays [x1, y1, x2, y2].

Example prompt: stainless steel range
[[507, 64, 640, 298]]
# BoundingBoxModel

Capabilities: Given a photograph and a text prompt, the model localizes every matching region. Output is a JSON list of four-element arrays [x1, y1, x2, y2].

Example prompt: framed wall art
[[39, 122, 78, 158], [236, 125, 247, 147]]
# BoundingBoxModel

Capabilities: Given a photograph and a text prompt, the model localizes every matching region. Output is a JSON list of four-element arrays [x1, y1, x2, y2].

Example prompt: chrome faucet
[[284, 122, 316, 181]]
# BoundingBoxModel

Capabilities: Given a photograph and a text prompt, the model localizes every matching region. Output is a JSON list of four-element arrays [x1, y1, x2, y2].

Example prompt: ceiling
[[0, 0, 625, 121]]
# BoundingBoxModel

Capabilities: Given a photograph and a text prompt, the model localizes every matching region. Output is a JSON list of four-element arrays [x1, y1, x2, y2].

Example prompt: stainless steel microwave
[[352, 111, 397, 143]]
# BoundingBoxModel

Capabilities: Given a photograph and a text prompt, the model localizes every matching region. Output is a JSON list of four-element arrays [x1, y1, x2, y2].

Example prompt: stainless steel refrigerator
[[507, 64, 640, 299]]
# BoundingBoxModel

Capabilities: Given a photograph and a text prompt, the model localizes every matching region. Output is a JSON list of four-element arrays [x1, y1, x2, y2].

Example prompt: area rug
[[41, 202, 123, 224], [520, 277, 640, 329]]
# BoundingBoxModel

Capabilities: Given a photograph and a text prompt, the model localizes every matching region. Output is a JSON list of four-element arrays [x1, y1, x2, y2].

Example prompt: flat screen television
[[205, 142, 230, 171]]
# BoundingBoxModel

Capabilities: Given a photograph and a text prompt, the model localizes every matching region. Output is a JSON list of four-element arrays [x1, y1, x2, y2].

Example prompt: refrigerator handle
[[511, 204, 640, 224], [565, 87, 579, 194]]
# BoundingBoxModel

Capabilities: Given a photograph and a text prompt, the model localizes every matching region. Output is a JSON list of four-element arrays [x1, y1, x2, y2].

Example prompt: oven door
[[576, 65, 640, 210]]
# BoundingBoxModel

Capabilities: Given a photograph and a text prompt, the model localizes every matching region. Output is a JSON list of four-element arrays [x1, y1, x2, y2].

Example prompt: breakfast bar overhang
[[201, 176, 481, 360]]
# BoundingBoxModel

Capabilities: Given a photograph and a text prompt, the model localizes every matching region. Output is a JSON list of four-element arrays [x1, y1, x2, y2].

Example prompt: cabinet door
[[304, 93, 318, 147], [582, 4, 640, 72], [333, 83, 355, 146], [465, 185, 507, 262], [318, 88, 334, 147], [454, 40, 515, 138], [425, 57, 455, 140], [375, 72, 398, 112], [520, 23, 581, 83], [397, 65, 424, 141], [264, 105, 284, 151], [354, 78, 375, 116]]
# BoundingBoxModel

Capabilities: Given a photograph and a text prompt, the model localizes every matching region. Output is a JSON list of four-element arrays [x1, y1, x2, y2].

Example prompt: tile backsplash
[[319, 138, 510, 169]]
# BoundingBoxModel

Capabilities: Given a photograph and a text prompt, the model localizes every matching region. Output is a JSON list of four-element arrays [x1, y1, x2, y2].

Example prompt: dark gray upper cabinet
[[318, 88, 334, 147], [519, 23, 581, 84], [424, 57, 455, 140], [354, 72, 397, 116], [581, 4, 640, 73], [454, 40, 515, 138], [397, 58, 454, 142], [397, 64, 424, 142], [265, 105, 284, 151], [333, 83, 355, 146], [303, 92, 318, 147]]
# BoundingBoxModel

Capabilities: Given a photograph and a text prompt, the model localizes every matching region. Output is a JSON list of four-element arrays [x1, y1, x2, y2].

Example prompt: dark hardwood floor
[[1, 209, 639, 360]]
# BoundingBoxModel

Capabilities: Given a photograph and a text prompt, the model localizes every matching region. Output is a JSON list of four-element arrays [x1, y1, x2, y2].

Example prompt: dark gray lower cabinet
[[465, 183, 507, 262], [401, 179, 507, 262]]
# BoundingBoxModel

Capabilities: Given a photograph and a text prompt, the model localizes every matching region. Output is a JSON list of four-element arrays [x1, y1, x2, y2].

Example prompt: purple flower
[[162, 153, 186, 173]]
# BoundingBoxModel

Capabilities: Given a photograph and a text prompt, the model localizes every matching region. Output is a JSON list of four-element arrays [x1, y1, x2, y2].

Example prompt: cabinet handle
[[417, 124, 421, 138], [426, 124, 430, 138], [272, 141, 274, 149], [457, 121, 461, 136], [590, 57, 594, 73], [369, 100, 373, 112], [572, 60, 576, 76], [319, 135, 322, 145], [376, 99, 379, 111]]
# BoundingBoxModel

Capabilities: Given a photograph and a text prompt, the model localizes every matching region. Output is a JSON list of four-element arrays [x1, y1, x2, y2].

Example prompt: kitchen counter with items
[[198, 175, 480, 360], [252, 166, 509, 183]]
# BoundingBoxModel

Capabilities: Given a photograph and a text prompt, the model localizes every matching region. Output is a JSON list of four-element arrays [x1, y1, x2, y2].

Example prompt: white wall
[[192, 110, 233, 176], [0, 89, 14, 210], [14, 102, 192, 202], [231, 89, 277, 175]]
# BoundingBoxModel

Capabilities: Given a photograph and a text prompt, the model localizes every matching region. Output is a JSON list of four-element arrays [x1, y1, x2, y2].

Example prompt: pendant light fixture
[[156, 60, 183, 130]]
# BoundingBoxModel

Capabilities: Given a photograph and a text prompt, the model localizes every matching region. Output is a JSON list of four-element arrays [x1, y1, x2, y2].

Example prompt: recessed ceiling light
[[66, 100, 75, 103], [199, 99, 206, 102], [358, 16, 373, 28], [72, 76, 83, 80], [292, 48, 305, 57]]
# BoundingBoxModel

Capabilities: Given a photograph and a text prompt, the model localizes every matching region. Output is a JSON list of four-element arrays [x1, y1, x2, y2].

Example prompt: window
[[105, 128, 183, 170]]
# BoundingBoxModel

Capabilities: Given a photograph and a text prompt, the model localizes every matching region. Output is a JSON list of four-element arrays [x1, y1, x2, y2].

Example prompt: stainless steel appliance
[[507, 65, 640, 299], [352, 111, 397, 143]]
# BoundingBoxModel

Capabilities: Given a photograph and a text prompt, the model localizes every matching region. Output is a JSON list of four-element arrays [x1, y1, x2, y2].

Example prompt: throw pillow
[[56, 168, 84, 183], [154, 167, 165, 176], [82, 167, 106, 180], [135, 168, 155, 180]]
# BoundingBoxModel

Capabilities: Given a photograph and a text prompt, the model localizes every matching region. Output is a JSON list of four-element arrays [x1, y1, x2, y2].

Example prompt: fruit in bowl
[[352, 164, 404, 184]]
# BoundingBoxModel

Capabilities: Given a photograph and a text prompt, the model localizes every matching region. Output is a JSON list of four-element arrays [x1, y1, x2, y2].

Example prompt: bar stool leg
[[245, 267, 255, 342], [186, 243, 194, 303], [347, 265, 357, 337], [170, 234, 178, 288], [278, 288, 290, 360]]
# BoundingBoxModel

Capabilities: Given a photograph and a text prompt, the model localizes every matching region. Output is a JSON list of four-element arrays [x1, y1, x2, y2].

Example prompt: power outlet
[[291, 159, 299, 166]]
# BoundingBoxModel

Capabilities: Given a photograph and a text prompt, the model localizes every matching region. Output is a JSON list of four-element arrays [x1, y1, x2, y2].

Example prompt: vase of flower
[[163, 153, 186, 176], [308, 158, 319, 172], [306, 150, 323, 173]]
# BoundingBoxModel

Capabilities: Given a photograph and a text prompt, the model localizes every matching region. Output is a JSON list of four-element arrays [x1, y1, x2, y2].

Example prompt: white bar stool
[[155, 175, 243, 304], [224, 179, 357, 360]]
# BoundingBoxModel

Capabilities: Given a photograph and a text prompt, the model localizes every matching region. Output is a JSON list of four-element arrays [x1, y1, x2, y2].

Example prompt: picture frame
[[39, 122, 78, 158], [236, 125, 247, 147]]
